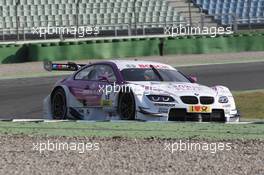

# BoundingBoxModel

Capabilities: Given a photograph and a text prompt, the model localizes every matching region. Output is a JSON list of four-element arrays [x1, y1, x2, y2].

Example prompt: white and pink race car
[[43, 60, 240, 122]]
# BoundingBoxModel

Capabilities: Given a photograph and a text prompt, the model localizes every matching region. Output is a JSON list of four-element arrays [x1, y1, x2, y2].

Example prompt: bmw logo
[[194, 93, 199, 96]]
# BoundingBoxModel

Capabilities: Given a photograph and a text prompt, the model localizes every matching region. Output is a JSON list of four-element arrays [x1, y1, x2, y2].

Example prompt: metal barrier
[[237, 18, 264, 31]]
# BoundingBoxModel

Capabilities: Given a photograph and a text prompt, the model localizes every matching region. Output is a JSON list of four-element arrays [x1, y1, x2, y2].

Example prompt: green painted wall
[[28, 38, 160, 61], [0, 33, 263, 64], [0, 44, 29, 63], [163, 33, 264, 55]]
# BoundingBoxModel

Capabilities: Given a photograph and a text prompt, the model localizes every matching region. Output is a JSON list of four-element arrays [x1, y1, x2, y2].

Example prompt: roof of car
[[107, 60, 176, 71]]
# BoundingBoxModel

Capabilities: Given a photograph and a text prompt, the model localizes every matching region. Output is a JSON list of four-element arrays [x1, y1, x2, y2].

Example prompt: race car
[[43, 60, 240, 122]]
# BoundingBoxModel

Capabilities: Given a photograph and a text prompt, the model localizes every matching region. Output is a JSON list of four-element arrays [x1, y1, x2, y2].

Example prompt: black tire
[[51, 88, 67, 120], [118, 92, 136, 120]]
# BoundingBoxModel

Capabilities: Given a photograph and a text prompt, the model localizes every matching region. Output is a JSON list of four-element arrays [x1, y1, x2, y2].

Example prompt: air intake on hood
[[200, 96, 214, 105], [180, 96, 198, 104]]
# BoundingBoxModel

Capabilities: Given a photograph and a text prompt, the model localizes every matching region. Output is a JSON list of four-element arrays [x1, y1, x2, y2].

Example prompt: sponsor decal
[[158, 108, 169, 113], [138, 64, 169, 69], [82, 89, 102, 95], [188, 105, 212, 113], [105, 94, 110, 100], [52, 64, 74, 70], [223, 104, 231, 108], [154, 103, 175, 107], [100, 100, 112, 106], [126, 64, 137, 68], [86, 109, 90, 115], [78, 109, 84, 114], [173, 84, 203, 91]]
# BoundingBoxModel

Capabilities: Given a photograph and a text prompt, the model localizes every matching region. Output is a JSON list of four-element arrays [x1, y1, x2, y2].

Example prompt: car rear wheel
[[51, 88, 67, 120], [118, 92, 136, 120]]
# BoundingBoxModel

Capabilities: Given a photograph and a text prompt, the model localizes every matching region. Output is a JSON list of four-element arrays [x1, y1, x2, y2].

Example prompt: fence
[[0, 1, 263, 42]]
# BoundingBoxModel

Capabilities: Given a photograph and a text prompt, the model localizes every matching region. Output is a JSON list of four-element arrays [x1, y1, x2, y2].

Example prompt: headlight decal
[[147, 95, 175, 102], [218, 96, 229, 103]]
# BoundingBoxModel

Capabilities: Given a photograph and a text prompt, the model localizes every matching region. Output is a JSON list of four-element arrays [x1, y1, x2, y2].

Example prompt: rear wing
[[43, 61, 86, 71]]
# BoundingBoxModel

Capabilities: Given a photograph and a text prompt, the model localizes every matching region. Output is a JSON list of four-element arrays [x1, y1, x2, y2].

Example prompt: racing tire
[[51, 88, 67, 120], [118, 92, 136, 120]]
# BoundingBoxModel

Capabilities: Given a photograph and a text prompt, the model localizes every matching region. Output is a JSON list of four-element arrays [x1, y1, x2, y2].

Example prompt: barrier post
[[232, 14, 238, 33], [133, 0, 137, 35], [188, 0, 192, 26], [75, 0, 81, 39], [15, 0, 20, 41]]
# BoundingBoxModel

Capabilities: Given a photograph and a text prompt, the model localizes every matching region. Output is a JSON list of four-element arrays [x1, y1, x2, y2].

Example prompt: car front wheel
[[118, 92, 136, 120]]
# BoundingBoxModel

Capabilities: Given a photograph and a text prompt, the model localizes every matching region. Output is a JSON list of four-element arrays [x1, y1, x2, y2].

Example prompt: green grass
[[0, 121, 263, 140], [234, 90, 264, 119]]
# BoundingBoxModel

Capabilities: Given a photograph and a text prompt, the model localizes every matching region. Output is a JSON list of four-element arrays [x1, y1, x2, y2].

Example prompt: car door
[[68, 64, 117, 107]]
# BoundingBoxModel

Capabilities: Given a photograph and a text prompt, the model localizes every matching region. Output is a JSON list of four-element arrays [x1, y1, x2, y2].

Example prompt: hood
[[127, 81, 217, 97]]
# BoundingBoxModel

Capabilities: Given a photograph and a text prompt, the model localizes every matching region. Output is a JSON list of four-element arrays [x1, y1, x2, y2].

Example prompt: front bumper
[[137, 104, 240, 122], [168, 108, 225, 122]]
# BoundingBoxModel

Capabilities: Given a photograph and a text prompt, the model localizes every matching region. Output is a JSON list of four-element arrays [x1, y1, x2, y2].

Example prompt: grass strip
[[0, 122, 263, 140], [234, 90, 264, 119]]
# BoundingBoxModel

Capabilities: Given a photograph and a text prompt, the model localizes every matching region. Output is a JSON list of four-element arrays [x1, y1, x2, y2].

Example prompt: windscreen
[[121, 68, 190, 82]]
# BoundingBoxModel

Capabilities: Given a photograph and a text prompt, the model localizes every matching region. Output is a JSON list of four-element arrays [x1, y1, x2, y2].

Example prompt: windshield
[[121, 68, 190, 82]]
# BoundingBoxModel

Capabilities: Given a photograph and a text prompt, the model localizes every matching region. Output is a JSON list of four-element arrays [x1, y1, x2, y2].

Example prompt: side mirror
[[189, 76, 198, 83]]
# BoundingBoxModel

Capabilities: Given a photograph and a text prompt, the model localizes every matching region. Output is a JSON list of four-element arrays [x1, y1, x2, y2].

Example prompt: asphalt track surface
[[0, 62, 263, 119]]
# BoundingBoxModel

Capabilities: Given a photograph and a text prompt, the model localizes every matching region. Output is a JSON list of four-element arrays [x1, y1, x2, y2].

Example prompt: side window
[[75, 65, 117, 82], [94, 65, 117, 82], [75, 66, 95, 80]]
